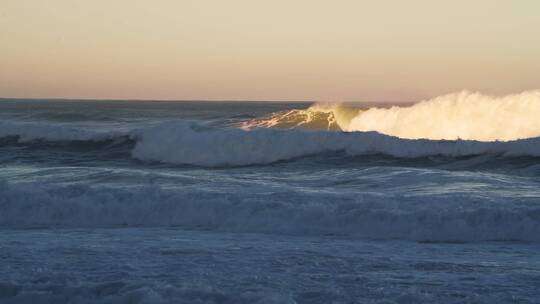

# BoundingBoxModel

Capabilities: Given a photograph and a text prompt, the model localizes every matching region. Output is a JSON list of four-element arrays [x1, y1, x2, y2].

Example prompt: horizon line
[[0, 96, 413, 104]]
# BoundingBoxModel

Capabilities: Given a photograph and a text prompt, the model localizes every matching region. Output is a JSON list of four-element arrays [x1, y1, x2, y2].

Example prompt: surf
[[2, 90, 540, 167], [243, 90, 540, 141], [2, 120, 540, 167], [2, 180, 540, 243]]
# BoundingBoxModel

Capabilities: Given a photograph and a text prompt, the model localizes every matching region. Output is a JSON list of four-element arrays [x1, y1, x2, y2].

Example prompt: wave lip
[[239, 103, 361, 131]]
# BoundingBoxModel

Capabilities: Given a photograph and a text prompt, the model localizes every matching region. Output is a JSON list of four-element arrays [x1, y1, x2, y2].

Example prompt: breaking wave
[[2, 119, 540, 167], [132, 121, 540, 166], [239, 103, 362, 131], [243, 90, 540, 141]]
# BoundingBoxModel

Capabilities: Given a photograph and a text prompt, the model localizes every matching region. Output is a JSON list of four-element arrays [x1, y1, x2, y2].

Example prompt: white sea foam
[[347, 90, 540, 141], [1, 119, 540, 167], [243, 90, 540, 141], [131, 121, 540, 166], [4, 90, 540, 168], [1, 181, 539, 242]]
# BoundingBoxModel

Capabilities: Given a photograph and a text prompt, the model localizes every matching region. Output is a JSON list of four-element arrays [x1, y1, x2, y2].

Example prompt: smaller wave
[[1, 181, 539, 242], [0, 120, 127, 142], [20, 111, 117, 122]]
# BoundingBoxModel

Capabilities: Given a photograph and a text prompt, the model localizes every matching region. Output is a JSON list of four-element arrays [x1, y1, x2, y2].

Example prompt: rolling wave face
[[2, 120, 540, 167], [131, 121, 540, 166], [3, 90, 540, 167], [242, 90, 540, 141]]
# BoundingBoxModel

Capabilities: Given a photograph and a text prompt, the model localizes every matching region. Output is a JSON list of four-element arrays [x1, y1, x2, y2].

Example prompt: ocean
[[1, 94, 540, 303]]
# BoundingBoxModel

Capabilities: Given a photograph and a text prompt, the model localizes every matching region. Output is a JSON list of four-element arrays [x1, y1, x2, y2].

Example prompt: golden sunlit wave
[[240, 103, 362, 131], [242, 90, 540, 142]]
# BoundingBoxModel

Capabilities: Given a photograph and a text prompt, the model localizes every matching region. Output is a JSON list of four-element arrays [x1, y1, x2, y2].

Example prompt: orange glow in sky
[[1, 0, 539, 101]]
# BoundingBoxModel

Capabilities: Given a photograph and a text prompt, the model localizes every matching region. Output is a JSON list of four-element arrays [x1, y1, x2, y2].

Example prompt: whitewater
[[1, 92, 540, 303]]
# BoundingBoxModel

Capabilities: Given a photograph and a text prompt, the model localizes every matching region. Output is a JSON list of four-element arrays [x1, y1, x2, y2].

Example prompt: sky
[[1, 0, 539, 101]]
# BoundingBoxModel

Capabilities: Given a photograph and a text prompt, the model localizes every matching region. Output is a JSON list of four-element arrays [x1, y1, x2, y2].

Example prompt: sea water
[[1, 95, 539, 303]]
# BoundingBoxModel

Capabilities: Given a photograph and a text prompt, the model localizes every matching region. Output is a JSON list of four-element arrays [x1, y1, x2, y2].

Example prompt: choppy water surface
[[1, 96, 540, 303]]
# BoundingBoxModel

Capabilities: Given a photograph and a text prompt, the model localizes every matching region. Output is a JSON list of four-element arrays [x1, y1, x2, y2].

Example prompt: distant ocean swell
[[1, 181, 539, 242], [2, 120, 540, 167]]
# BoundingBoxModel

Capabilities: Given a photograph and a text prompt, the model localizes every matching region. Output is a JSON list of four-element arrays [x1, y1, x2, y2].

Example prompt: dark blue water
[[1, 99, 539, 303]]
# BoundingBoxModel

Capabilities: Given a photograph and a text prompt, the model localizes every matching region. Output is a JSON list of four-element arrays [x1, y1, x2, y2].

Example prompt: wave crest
[[2, 120, 540, 167], [243, 90, 540, 141], [348, 90, 540, 141], [239, 103, 361, 131]]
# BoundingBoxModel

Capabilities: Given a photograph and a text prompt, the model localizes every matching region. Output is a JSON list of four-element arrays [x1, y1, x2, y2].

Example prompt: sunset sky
[[1, 0, 539, 101]]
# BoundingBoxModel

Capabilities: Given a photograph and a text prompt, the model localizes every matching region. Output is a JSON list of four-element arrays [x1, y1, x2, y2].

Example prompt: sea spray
[[347, 90, 540, 141], [243, 90, 540, 141]]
